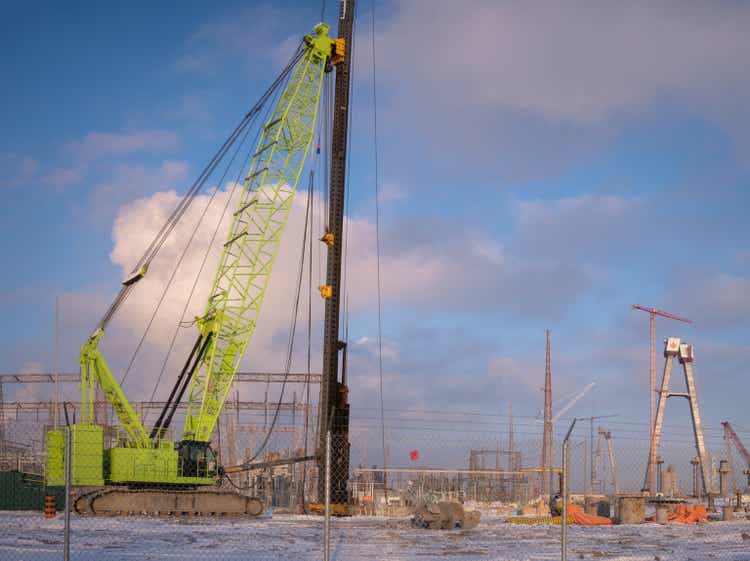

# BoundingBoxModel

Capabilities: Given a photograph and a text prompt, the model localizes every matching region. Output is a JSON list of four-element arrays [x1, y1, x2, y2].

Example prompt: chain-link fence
[[1, 409, 749, 560], [558, 420, 750, 561]]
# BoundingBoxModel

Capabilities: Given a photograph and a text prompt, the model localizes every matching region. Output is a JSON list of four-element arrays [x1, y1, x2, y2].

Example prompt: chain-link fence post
[[323, 430, 331, 561], [561, 418, 577, 561], [63, 423, 71, 561]]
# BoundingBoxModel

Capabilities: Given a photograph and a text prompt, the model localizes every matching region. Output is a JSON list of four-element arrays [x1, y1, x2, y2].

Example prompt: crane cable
[[242, 153, 316, 465], [97, 44, 306, 333], [235, 62, 329, 480], [341, 0, 357, 353], [145, 96, 275, 405], [300, 169, 316, 507], [370, 0, 388, 494], [120, 107, 262, 389], [224, 133, 320, 489], [145, 76, 281, 402], [115, 45, 303, 388]]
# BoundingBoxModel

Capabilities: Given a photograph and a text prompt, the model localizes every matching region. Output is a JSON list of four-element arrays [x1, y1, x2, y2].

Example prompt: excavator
[[44, 4, 354, 516]]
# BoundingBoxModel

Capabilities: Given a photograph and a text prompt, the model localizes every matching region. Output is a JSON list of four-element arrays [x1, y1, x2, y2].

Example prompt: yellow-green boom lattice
[[183, 24, 332, 442]]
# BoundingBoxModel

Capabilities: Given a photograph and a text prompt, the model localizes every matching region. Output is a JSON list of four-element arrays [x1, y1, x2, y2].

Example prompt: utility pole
[[508, 403, 517, 501], [0, 381, 4, 456], [632, 304, 691, 494], [508, 403, 515, 468], [54, 296, 59, 429], [541, 329, 553, 496], [317, 0, 355, 506]]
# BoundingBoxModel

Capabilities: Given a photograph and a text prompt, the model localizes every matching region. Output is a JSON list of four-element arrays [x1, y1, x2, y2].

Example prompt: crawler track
[[74, 488, 264, 517]]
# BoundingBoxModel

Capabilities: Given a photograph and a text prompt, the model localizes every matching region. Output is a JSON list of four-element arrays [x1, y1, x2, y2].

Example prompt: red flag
[[409, 450, 419, 461]]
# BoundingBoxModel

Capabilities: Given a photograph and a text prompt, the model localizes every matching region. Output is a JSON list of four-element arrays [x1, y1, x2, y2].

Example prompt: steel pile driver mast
[[317, 0, 355, 507]]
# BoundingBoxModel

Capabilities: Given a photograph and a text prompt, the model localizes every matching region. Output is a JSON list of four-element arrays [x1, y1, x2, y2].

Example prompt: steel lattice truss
[[183, 29, 331, 442]]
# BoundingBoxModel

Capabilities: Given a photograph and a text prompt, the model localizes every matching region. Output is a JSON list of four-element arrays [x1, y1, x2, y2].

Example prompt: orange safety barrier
[[44, 495, 56, 518], [567, 503, 613, 526], [669, 505, 708, 524]]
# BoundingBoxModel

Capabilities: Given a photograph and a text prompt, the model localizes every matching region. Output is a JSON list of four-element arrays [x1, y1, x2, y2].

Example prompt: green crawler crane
[[45, 23, 343, 516]]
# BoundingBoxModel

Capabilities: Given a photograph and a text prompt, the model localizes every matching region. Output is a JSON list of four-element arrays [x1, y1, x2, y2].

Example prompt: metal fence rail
[[0, 416, 748, 560]]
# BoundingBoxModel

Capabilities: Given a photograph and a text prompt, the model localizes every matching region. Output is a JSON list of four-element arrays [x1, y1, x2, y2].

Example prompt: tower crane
[[45, 19, 349, 516]]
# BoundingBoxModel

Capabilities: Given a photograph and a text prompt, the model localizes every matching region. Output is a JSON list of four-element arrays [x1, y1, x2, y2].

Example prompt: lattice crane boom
[[75, 23, 337, 449], [632, 304, 693, 324], [183, 25, 333, 442], [723, 421, 750, 467]]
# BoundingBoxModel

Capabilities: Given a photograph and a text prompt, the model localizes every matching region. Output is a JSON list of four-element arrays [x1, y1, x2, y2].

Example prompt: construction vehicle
[[723, 421, 750, 492], [44, 16, 351, 516]]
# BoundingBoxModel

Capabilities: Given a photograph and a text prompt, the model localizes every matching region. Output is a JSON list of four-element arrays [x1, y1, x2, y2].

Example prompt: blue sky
[[1, 1, 749, 482]]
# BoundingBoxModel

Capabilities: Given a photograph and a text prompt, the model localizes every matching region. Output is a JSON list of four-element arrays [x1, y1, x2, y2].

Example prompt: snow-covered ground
[[1, 510, 749, 561]]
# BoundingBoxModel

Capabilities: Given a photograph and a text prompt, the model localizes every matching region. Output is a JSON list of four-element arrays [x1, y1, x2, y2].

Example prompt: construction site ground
[[2, 510, 749, 560]]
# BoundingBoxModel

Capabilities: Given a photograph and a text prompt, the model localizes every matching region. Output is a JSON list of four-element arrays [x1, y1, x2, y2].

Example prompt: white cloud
[[353, 336, 400, 361], [674, 273, 750, 328], [42, 166, 85, 190], [86, 160, 190, 225], [89, 184, 637, 409], [104, 186, 330, 402], [176, 4, 305, 74], [470, 237, 504, 266], [379, 1, 750, 124], [371, 0, 750, 173], [488, 355, 538, 394], [31, 129, 181, 192], [0, 152, 38, 188], [514, 194, 643, 261], [736, 250, 750, 265], [377, 182, 408, 204], [66, 130, 179, 162]]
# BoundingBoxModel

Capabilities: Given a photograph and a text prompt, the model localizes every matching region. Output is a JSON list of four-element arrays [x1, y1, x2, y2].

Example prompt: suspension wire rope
[[315, 73, 334, 441], [244, 97, 329, 467], [299, 91, 327, 501], [144, 94, 276, 406], [121, 113, 257, 389], [243, 169, 313, 464], [98, 44, 305, 332], [370, 0, 388, 496], [301, 169, 315, 508], [120, 53, 294, 390]]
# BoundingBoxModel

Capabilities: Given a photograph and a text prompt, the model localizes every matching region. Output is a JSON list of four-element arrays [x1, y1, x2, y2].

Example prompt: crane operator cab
[[177, 440, 218, 479]]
